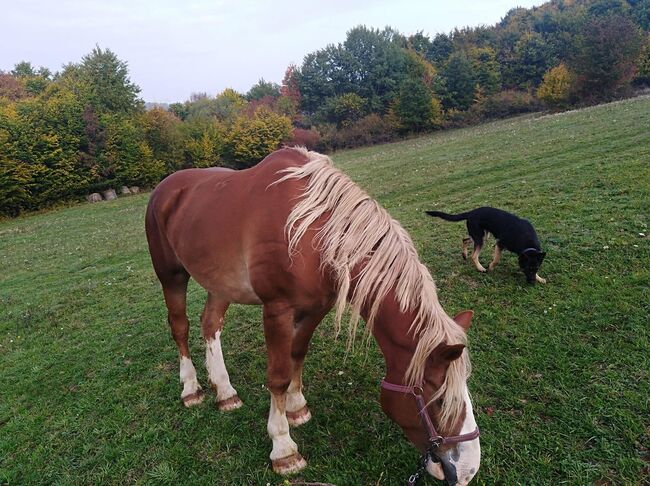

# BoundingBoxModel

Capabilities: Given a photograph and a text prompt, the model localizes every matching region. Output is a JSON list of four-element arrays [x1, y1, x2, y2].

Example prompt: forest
[[1, 0, 649, 216]]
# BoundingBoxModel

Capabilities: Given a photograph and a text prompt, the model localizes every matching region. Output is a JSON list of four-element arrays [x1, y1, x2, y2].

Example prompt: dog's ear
[[453, 310, 473, 331]]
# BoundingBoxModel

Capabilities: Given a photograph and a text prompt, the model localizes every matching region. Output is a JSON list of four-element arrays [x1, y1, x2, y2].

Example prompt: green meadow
[[1, 96, 648, 485]]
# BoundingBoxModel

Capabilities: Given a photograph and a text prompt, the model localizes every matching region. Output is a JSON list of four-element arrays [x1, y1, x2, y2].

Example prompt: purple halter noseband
[[381, 378, 480, 484]]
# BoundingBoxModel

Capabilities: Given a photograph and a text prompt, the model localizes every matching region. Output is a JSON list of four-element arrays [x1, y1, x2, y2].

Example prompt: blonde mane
[[274, 147, 470, 430]]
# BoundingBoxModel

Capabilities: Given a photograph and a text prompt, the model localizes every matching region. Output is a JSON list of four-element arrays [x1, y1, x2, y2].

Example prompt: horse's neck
[[367, 291, 419, 384]]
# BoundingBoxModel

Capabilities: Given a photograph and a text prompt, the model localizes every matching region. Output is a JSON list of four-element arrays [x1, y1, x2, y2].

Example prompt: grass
[[1, 96, 649, 485]]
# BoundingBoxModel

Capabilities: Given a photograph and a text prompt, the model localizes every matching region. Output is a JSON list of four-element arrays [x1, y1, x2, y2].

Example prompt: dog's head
[[518, 249, 546, 284]]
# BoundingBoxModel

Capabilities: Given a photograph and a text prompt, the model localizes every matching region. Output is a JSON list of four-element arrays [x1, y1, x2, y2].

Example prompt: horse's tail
[[425, 210, 469, 222]]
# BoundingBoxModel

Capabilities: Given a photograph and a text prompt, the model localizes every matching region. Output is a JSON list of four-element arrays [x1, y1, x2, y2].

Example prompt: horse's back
[[145, 148, 324, 304]]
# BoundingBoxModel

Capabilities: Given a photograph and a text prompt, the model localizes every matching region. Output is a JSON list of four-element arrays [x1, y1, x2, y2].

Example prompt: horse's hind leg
[[201, 293, 242, 411], [263, 302, 306, 475], [161, 272, 204, 407]]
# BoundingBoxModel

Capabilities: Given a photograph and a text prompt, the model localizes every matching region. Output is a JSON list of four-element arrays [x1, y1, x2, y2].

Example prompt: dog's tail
[[425, 210, 469, 222]]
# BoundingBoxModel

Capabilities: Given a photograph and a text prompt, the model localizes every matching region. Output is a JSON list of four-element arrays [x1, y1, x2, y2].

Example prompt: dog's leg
[[488, 244, 502, 271], [535, 274, 546, 284], [462, 238, 472, 260], [471, 245, 487, 273]]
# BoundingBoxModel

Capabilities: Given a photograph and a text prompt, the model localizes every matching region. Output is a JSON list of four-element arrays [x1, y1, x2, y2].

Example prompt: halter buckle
[[429, 435, 444, 448]]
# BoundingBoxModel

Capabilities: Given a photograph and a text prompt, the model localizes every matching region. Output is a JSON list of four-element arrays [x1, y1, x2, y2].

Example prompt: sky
[[2, 0, 546, 104]]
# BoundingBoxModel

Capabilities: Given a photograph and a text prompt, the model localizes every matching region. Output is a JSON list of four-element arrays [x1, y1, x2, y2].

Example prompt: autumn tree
[[537, 63, 576, 107]]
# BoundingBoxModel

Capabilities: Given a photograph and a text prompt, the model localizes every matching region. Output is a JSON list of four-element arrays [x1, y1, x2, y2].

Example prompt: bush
[[286, 128, 321, 150], [479, 90, 543, 119], [317, 114, 397, 151]]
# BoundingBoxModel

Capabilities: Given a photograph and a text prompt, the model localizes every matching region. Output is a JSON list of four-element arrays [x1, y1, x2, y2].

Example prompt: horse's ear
[[453, 310, 474, 331], [441, 343, 466, 362]]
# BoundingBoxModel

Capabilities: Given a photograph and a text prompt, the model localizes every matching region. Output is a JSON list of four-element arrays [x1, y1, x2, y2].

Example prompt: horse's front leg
[[286, 363, 310, 426], [263, 302, 307, 475], [286, 309, 326, 427]]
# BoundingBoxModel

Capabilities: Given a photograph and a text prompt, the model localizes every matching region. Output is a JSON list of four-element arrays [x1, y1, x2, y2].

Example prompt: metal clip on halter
[[380, 378, 480, 485]]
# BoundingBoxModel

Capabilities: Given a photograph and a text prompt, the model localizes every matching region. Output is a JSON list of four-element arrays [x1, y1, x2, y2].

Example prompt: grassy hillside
[[1, 97, 648, 485]]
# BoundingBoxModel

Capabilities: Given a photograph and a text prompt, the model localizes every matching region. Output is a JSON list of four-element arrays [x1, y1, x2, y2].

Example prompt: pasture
[[1, 96, 649, 485]]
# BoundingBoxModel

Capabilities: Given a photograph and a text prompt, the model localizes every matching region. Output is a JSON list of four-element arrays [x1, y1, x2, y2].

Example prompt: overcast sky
[[2, 0, 545, 103]]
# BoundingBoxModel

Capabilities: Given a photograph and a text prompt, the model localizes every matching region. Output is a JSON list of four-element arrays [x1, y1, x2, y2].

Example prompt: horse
[[145, 147, 480, 484]]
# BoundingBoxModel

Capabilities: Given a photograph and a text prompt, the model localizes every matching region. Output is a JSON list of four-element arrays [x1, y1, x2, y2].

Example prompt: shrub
[[317, 114, 397, 151], [286, 128, 321, 150], [480, 90, 543, 119]]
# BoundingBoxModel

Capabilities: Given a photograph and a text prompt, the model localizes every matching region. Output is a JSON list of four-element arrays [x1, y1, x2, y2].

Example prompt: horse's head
[[380, 311, 480, 485]]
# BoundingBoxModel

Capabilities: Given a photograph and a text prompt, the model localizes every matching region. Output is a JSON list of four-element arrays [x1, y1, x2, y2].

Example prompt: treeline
[[1, 0, 649, 216], [290, 0, 649, 149], [0, 49, 294, 216]]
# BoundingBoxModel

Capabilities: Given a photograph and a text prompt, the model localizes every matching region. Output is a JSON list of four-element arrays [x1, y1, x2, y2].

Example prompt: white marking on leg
[[205, 330, 237, 401], [536, 274, 547, 284], [286, 373, 306, 413], [267, 393, 299, 460], [179, 356, 201, 398]]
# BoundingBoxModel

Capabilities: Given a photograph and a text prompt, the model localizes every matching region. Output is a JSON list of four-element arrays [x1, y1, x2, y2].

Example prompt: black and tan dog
[[426, 207, 547, 284]]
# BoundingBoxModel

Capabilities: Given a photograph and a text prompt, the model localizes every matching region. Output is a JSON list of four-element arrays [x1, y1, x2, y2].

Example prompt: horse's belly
[[184, 261, 263, 305]]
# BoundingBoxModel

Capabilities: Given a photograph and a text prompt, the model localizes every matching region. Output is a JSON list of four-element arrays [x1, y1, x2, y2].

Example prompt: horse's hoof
[[272, 452, 307, 475], [287, 405, 312, 427], [217, 394, 243, 411], [182, 390, 205, 407]]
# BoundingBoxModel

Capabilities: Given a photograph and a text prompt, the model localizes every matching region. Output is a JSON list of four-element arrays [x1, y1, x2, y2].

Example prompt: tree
[[59, 46, 143, 115], [141, 108, 183, 173], [537, 63, 576, 107], [11, 61, 36, 78], [227, 107, 291, 167], [246, 79, 280, 100], [320, 93, 366, 127], [394, 77, 434, 133], [180, 118, 226, 168], [635, 33, 650, 85], [470, 47, 501, 95], [510, 32, 555, 89], [571, 15, 643, 100], [427, 33, 454, 66], [213, 88, 247, 123], [408, 31, 432, 57], [438, 52, 476, 111], [587, 0, 629, 17], [0, 73, 27, 101], [631, 0, 650, 30]]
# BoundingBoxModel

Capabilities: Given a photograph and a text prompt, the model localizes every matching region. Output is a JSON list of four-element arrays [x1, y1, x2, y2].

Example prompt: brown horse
[[145, 147, 480, 484]]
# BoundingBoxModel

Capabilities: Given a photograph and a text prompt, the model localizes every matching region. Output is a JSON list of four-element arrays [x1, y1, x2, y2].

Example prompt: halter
[[381, 379, 480, 485]]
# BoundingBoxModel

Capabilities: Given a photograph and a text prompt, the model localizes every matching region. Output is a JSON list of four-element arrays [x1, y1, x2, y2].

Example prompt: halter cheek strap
[[380, 379, 480, 446]]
